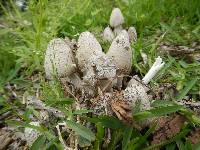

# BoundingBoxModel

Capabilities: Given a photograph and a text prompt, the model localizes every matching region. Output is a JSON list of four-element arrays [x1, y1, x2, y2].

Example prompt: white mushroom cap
[[76, 31, 103, 71], [103, 26, 115, 42], [106, 30, 132, 74], [44, 38, 76, 79], [109, 8, 124, 27], [123, 78, 150, 111], [24, 121, 40, 146], [128, 26, 137, 43], [123, 77, 151, 127]]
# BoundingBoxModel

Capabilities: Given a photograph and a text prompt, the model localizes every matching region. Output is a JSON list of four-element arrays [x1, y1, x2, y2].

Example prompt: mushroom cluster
[[44, 8, 164, 128], [103, 8, 137, 44]]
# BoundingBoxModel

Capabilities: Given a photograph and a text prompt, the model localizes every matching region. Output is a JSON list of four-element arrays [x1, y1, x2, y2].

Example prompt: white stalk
[[142, 56, 165, 84]]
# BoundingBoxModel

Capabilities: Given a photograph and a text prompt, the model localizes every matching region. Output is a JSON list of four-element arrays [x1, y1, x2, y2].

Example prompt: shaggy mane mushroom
[[44, 38, 82, 90], [44, 38, 76, 79], [110, 8, 124, 36]]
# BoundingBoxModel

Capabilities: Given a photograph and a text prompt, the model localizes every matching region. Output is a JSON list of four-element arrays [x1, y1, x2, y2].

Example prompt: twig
[[56, 123, 73, 150]]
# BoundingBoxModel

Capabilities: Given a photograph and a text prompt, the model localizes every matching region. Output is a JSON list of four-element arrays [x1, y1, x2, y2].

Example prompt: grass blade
[[30, 135, 46, 150], [65, 120, 95, 142], [176, 77, 198, 100], [122, 126, 133, 150], [133, 105, 183, 120]]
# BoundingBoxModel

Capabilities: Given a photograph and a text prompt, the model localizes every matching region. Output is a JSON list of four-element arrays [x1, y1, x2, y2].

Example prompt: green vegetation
[[0, 0, 200, 149]]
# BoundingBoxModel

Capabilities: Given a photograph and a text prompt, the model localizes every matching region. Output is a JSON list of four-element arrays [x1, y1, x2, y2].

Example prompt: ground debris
[[158, 42, 200, 62], [151, 114, 186, 145], [0, 127, 27, 150], [187, 128, 200, 144]]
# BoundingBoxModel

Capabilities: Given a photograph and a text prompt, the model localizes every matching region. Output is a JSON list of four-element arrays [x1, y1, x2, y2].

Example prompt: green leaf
[[88, 116, 125, 129], [108, 130, 123, 150], [151, 100, 175, 107], [30, 135, 46, 150], [129, 124, 156, 149], [47, 98, 74, 106], [176, 77, 198, 100], [133, 105, 183, 120], [73, 109, 93, 115], [176, 140, 185, 150], [179, 108, 200, 125], [185, 140, 193, 150], [78, 135, 91, 147], [65, 120, 95, 142], [94, 123, 104, 150], [122, 126, 133, 150]]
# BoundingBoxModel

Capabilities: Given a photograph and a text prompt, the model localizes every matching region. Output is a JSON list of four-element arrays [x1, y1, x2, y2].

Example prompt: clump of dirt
[[151, 114, 186, 145], [187, 128, 200, 144]]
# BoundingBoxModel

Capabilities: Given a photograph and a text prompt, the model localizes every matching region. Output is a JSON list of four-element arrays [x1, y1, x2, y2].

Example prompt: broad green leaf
[[151, 100, 175, 107], [88, 116, 125, 129], [65, 120, 95, 142], [78, 135, 91, 147], [133, 105, 183, 120], [30, 135, 46, 150]]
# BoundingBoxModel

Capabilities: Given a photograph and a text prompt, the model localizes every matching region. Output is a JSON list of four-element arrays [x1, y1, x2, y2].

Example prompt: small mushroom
[[44, 38, 82, 90], [128, 26, 137, 43], [24, 121, 40, 147], [106, 30, 132, 88], [111, 77, 151, 128], [109, 8, 124, 28], [44, 38, 76, 79], [103, 26, 115, 42], [123, 77, 151, 112], [76, 31, 103, 71], [110, 8, 124, 37], [107, 30, 132, 74]]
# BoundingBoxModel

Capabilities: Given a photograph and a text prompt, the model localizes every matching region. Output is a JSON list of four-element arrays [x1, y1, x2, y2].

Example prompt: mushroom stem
[[113, 25, 123, 36], [142, 56, 165, 84]]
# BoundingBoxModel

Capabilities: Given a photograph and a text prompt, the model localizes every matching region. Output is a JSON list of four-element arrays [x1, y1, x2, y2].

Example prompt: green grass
[[0, 0, 200, 149]]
